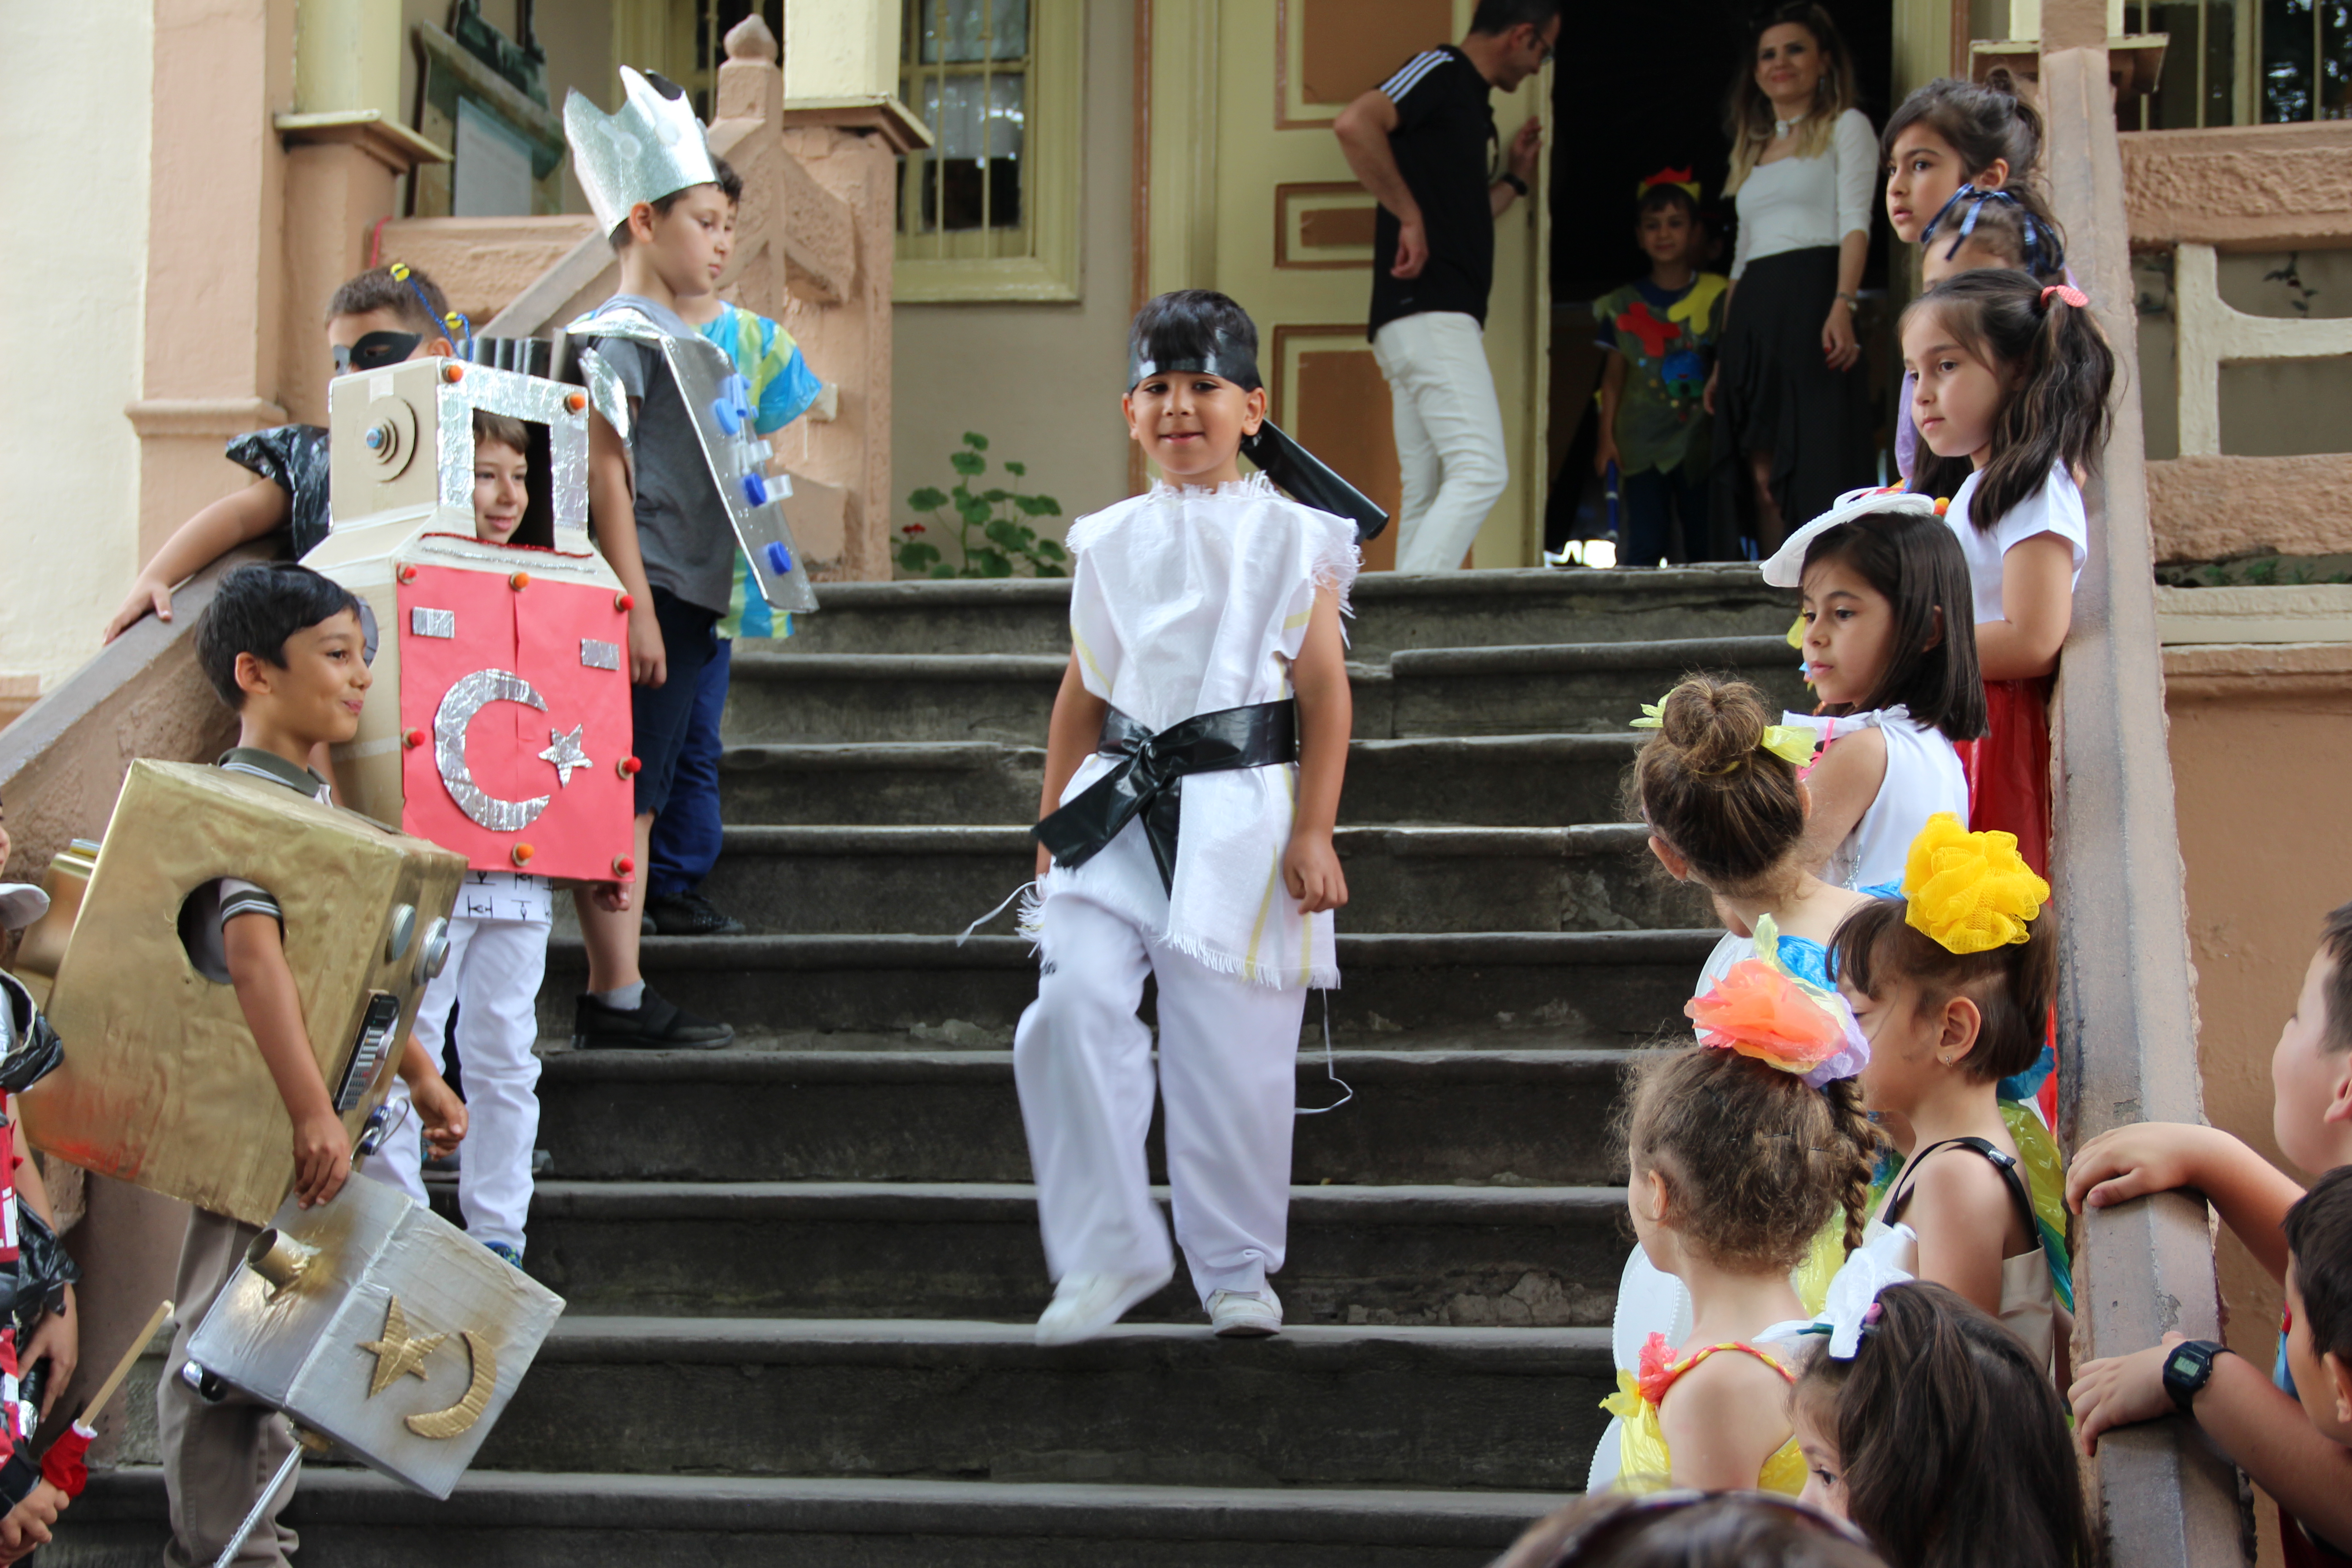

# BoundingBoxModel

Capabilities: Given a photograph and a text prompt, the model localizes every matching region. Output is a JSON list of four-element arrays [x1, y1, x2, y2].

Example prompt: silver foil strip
[[579, 638, 620, 671], [411, 608, 456, 639]]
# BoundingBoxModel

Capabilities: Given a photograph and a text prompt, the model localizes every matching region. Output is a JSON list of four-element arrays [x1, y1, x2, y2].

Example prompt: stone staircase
[[56, 566, 1801, 1566]]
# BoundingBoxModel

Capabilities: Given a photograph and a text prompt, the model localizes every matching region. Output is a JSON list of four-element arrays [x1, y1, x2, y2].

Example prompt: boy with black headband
[[103, 265, 460, 643], [1014, 290, 1359, 1344]]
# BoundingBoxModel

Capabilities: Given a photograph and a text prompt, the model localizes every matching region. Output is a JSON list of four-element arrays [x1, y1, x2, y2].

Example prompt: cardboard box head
[[187, 1170, 564, 1498], [311, 357, 633, 883], [18, 762, 467, 1227]]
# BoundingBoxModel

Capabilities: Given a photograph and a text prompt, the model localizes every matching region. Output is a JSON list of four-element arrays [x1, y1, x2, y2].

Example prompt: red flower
[[904, 523, 927, 535]]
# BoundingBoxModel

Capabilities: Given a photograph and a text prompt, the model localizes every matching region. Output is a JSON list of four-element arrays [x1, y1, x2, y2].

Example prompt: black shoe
[[645, 892, 747, 936], [572, 987, 735, 1050]]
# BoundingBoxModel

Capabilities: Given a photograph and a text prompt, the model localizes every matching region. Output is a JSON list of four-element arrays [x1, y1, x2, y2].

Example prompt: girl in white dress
[[1760, 488, 1984, 892], [1015, 291, 1361, 1346]]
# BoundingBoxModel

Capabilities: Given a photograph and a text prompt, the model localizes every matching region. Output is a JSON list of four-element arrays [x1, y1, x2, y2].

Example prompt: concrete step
[[540, 929, 1719, 1044], [507, 1181, 1626, 1327], [532, 1047, 1639, 1187], [691, 822, 1706, 935], [51, 1469, 1571, 1568], [771, 568, 1790, 658], [462, 1317, 1612, 1491], [722, 638, 1805, 745], [717, 732, 1655, 828]]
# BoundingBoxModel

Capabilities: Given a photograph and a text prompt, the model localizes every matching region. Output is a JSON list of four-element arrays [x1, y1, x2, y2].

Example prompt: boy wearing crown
[[557, 69, 744, 1050], [1591, 172, 1727, 568]]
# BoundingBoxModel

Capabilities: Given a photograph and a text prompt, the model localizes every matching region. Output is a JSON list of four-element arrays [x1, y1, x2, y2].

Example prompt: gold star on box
[[358, 1295, 447, 1397]]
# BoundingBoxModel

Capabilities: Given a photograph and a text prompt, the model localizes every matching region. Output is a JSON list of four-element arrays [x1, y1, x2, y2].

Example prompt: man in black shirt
[[1334, 0, 1555, 571]]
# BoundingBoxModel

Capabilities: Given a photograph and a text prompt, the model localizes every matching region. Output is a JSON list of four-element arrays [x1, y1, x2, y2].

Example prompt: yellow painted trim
[[1244, 845, 1282, 979], [1072, 627, 1111, 692], [892, 0, 1085, 304]]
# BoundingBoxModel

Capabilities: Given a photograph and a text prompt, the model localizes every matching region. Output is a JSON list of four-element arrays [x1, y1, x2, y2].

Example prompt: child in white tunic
[[1759, 488, 1982, 891], [1017, 291, 1360, 1346]]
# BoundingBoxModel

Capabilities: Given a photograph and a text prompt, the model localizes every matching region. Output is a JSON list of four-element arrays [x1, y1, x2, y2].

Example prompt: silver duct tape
[[567, 305, 820, 615], [536, 725, 592, 789], [579, 638, 620, 671], [563, 68, 718, 237], [422, 363, 593, 540], [433, 670, 551, 833], [411, 608, 456, 639], [574, 347, 632, 448]]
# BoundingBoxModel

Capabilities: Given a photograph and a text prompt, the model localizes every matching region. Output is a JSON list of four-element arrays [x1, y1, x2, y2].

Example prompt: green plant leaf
[[1004, 461, 1027, 477], [896, 541, 941, 571], [906, 486, 949, 511], [963, 431, 990, 451], [1035, 539, 1068, 562], [982, 488, 1009, 504], [957, 495, 992, 526], [931, 564, 960, 579], [1015, 495, 1063, 518], [1035, 563, 1067, 578], [972, 547, 1015, 578], [950, 451, 986, 476]]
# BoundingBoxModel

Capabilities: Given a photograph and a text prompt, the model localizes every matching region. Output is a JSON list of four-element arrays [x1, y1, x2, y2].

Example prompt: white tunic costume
[[1016, 475, 1360, 1304], [1779, 705, 1968, 891]]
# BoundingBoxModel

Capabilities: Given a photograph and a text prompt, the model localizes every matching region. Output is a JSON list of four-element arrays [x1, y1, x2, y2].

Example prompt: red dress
[[1959, 675, 2058, 1124]]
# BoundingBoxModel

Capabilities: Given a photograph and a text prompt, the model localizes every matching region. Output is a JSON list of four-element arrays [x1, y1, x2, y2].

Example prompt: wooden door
[[1142, 0, 1551, 569]]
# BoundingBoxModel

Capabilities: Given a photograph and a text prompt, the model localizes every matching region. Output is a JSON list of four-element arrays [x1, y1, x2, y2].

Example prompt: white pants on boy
[[378, 906, 549, 1251], [1372, 309, 1509, 573], [1015, 892, 1307, 1303]]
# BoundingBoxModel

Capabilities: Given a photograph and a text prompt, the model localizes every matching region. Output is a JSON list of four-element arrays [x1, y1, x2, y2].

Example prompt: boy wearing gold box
[[158, 564, 470, 1568]]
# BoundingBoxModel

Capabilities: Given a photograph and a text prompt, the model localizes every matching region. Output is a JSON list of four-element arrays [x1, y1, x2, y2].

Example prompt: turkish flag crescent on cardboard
[[397, 558, 635, 884]]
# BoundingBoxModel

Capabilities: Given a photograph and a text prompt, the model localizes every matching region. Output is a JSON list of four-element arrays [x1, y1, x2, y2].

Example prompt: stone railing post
[[2038, 3, 2252, 1563]]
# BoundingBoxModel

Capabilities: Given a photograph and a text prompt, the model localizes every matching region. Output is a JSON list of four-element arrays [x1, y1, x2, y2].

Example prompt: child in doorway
[[103, 265, 461, 643], [563, 69, 741, 1049], [1830, 814, 2070, 1376], [1903, 268, 2114, 882], [1789, 1279, 2090, 1568], [1601, 965, 1878, 1492], [374, 412, 551, 1269], [162, 563, 467, 1567], [646, 155, 825, 937], [1016, 290, 1357, 1344], [1759, 489, 1982, 891], [2068, 899, 2352, 1563], [1592, 171, 1728, 568]]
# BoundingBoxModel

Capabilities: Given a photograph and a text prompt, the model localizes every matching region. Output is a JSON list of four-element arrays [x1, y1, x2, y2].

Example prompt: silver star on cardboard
[[539, 724, 591, 788]]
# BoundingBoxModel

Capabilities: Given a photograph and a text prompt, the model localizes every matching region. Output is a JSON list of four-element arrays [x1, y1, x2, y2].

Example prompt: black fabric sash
[[1034, 701, 1299, 892]]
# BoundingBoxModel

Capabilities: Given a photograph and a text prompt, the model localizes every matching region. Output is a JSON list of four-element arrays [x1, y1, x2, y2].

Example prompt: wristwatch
[[2162, 1339, 2232, 1414], [1499, 172, 1529, 196]]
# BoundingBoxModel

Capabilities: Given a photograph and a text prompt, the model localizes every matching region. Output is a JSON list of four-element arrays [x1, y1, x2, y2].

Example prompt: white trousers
[[378, 915, 549, 1251], [1373, 310, 1509, 573], [1014, 892, 1308, 1303]]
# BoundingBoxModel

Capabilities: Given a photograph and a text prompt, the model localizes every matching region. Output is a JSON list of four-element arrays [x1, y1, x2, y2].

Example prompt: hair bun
[[1661, 676, 1768, 776]]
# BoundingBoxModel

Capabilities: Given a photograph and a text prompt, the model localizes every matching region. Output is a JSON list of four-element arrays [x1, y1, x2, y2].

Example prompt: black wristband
[[2162, 1339, 2232, 1415], [1499, 172, 1528, 196]]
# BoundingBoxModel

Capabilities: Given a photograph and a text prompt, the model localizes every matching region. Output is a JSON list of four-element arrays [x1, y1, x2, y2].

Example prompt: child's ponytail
[[1904, 269, 2116, 530], [1820, 1077, 1878, 1255]]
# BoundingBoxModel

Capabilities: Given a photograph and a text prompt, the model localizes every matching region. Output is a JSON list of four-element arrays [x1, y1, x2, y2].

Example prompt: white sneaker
[[1208, 1287, 1283, 1338], [1034, 1266, 1173, 1347]]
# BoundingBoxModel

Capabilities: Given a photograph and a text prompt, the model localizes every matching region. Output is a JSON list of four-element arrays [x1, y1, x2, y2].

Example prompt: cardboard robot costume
[[13, 762, 468, 1228], [307, 357, 638, 885], [559, 66, 821, 615]]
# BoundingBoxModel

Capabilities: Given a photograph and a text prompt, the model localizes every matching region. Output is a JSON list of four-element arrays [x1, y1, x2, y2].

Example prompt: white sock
[[593, 982, 646, 1011]]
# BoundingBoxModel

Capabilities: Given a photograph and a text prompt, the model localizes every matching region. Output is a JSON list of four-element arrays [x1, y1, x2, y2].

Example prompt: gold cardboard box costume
[[186, 1167, 564, 1498], [16, 761, 466, 1227]]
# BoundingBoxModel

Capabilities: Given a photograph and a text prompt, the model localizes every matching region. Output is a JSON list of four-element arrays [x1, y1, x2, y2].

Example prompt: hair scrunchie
[[2040, 282, 2090, 310], [1902, 813, 2050, 954]]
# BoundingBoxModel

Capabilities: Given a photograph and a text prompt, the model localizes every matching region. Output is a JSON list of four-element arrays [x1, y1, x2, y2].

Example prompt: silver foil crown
[[564, 67, 718, 236]]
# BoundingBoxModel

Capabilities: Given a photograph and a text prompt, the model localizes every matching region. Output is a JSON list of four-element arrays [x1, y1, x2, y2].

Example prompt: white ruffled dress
[[1030, 474, 1361, 991]]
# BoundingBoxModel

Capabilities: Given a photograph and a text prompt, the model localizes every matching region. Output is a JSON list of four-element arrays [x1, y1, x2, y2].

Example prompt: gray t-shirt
[[586, 294, 736, 616]]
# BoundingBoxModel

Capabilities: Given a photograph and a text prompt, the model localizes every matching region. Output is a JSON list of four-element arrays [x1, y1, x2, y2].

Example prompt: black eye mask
[[333, 331, 425, 375]]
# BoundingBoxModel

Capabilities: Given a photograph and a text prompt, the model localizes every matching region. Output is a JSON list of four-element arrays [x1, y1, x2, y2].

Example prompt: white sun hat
[[1760, 485, 1946, 588]]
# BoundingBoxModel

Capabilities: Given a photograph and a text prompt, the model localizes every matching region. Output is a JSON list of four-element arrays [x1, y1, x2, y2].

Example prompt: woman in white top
[[1705, 4, 1879, 555]]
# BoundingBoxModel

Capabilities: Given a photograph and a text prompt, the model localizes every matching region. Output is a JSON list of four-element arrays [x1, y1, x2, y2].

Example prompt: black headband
[[1127, 347, 1263, 393]]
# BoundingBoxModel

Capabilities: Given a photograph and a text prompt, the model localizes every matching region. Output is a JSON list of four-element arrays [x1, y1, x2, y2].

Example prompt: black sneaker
[[572, 987, 735, 1050], [645, 892, 747, 936]]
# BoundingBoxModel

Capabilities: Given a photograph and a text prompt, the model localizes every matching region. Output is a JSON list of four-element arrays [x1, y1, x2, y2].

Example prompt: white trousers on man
[[1372, 309, 1509, 573], [1015, 892, 1308, 1303], [378, 914, 547, 1251]]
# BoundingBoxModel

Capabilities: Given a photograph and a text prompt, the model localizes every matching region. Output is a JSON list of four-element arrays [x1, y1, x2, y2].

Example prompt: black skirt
[[1706, 245, 1876, 558]]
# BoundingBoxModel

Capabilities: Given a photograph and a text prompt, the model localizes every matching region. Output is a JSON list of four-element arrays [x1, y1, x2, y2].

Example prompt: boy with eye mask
[[102, 265, 461, 645]]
